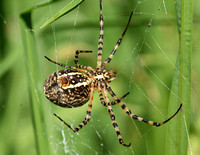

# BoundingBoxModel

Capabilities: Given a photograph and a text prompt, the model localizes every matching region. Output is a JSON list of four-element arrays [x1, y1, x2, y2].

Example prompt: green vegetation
[[0, 0, 198, 154]]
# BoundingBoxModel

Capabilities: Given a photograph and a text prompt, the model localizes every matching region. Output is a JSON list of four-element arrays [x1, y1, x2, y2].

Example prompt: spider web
[[34, 0, 196, 154]]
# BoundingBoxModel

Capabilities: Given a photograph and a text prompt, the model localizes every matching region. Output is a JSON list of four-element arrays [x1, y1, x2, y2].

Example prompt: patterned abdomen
[[44, 69, 91, 108]]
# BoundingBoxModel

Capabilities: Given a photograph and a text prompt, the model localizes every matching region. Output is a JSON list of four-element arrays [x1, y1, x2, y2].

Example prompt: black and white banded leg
[[103, 11, 133, 68], [74, 50, 95, 72], [102, 86, 131, 147], [106, 84, 182, 127], [54, 85, 95, 132]]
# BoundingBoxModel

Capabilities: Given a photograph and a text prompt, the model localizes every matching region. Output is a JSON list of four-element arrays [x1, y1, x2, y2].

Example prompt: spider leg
[[97, 0, 104, 70], [98, 84, 129, 106], [102, 85, 131, 147], [74, 50, 95, 72], [111, 92, 130, 106], [53, 84, 95, 132], [97, 85, 107, 106], [45, 56, 73, 68], [102, 11, 133, 68], [44, 56, 92, 76], [106, 84, 182, 127], [106, 70, 117, 82]]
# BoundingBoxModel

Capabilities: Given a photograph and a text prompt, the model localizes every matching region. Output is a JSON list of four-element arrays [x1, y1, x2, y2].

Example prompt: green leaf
[[40, 0, 84, 29]]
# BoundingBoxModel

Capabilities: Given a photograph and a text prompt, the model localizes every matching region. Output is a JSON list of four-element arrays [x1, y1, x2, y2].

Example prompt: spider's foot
[[44, 56, 50, 61], [120, 92, 130, 100], [156, 103, 183, 127], [119, 139, 131, 147], [53, 113, 76, 132], [123, 142, 131, 147]]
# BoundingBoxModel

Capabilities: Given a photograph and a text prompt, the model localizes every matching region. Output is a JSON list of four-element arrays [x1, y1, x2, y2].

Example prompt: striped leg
[[102, 86, 131, 147], [111, 92, 130, 106], [74, 50, 95, 72], [105, 70, 117, 82], [44, 56, 92, 76], [106, 84, 182, 127], [45, 56, 75, 69], [97, 84, 129, 106], [97, 0, 104, 70], [102, 12, 133, 68], [97, 85, 107, 106], [53, 85, 95, 132]]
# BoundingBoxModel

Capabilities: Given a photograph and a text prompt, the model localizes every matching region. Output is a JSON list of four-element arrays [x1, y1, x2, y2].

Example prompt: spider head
[[104, 70, 117, 83]]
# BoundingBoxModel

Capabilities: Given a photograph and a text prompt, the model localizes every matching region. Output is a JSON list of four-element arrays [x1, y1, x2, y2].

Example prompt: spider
[[43, 0, 182, 147]]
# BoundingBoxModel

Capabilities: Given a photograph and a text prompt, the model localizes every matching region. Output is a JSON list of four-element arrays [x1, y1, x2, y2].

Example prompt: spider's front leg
[[106, 84, 182, 127], [54, 85, 95, 132], [98, 85, 129, 106], [111, 92, 130, 106], [101, 85, 131, 147]]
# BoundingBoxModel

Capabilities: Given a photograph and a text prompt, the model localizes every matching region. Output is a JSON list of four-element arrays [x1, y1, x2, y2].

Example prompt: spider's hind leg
[[74, 50, 94, 72], [54, 85, 95, 132], [45, 56, 74, 69], [44, 56, 92, 75]]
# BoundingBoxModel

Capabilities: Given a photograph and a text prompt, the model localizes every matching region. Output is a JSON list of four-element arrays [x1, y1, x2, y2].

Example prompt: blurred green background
[[0, 0, 199, 154]]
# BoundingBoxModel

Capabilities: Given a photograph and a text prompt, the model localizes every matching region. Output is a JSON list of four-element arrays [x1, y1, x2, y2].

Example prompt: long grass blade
[[165, 0, 193, 154], [20, 14, 51, 155], [40, 0, 84, 29]]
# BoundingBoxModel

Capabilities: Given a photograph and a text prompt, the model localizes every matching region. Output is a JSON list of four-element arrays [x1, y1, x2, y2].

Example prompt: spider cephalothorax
[[44, 0, 182, 147], [44, 68, 116, 108]]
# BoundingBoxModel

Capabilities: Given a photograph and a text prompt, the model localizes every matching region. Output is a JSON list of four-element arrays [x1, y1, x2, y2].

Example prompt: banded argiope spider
[[44, 0, 182, 147]]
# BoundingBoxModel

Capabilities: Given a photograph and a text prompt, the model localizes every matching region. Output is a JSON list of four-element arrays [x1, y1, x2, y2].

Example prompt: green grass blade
[[165, 0, 193, 154], [40, 0, 84, 29], [20, 12, 51, 155], [0, 50, 18, 78], [178, 0, 193, 154], [19, 1, 85, 154]]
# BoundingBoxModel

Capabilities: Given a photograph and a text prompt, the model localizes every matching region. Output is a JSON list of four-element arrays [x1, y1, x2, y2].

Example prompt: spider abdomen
[[44, 69, 91, 108]]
